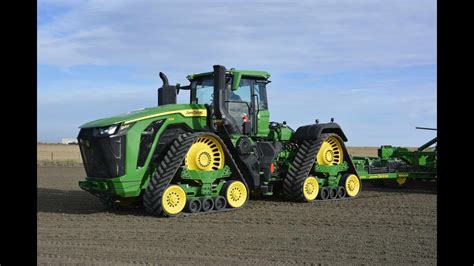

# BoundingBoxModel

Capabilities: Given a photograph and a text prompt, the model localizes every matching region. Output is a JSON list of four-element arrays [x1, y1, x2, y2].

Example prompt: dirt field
[[38, 166, 437, 264]]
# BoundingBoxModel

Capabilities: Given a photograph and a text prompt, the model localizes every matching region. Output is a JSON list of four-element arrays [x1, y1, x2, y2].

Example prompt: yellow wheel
[[316, 135, 344, 165], [224, 181, 248, 208], [343, 174, 361, 197], [303, 176, 319, 201], [185, 135, 225, 171], [161, 185, 186, 215], [396, 177, 407, 185]]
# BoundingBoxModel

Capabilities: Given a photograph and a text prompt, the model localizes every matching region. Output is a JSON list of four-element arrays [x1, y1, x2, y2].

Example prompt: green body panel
[[267, 126, 293, 141], [80, 104, 207, 128], [314, 162, 349, 178], [78, 104, 208, 197], [179, 166, 231, 197], [79, 178, 142, 197], [311, 162, 349, 188], [256, 110, 270, 137]]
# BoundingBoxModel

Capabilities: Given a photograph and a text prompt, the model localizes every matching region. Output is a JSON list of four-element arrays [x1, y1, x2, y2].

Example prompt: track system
[[143, 132, 248, 217], [282, 133, 361, 202]]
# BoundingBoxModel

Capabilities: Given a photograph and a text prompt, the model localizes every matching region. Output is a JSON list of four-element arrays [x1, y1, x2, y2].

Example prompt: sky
[[38, 0, 437, 146]]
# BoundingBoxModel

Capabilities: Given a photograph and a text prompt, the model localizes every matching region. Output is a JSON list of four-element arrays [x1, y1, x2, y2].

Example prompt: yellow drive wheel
[[161, 185, 186, 215], [185, 135, 225, 171], [224, 181, 248, 208], [316, 136, 344, 165], [343, 174, 361, 197], [303, 176, 319, 201]]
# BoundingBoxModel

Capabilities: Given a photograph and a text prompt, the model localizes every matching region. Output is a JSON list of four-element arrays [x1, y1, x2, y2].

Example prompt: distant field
[[37, 143, 392, 166], [37, 144, 82, 166]]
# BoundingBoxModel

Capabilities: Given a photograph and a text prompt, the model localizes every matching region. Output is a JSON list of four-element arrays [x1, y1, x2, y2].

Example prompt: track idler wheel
[[214, 196, 227, 210], [201, 198, 214, 212], [337, 186, 346, 198], [223, 180, 248, 208], [328, 187, 338, 199], [303, 176, 319, 202], [318, 187, 329, 200], [340, 174, 361, 197], [186, 198, 202, 213], [161, 185, 187, 216]]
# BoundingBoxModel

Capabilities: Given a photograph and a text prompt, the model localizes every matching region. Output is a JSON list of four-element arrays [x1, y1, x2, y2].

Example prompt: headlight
[[98, 124, 119, 136], [116, 122, 135, 135]]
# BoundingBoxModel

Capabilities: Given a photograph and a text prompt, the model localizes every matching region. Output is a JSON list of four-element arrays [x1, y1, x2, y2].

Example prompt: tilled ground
[[38, 167, 437, 265]]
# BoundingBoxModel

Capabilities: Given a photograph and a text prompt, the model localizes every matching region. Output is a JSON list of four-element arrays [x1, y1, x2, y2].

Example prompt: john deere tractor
[[78, 65, 361, 217]]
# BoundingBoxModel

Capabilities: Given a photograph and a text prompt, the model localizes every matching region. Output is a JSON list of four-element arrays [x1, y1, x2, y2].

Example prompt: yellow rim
[[345, 174, 360, 197], [303, 176, 319, 201], [316, 136, 344, 165], [396, 177, 407, 185], [225, 181, 247, 208], [185, 135, 225, 171], [161, 185, 186, 215]]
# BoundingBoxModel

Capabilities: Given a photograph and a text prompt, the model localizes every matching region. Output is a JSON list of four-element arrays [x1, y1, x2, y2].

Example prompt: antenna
[[416, 127, 437, 131]]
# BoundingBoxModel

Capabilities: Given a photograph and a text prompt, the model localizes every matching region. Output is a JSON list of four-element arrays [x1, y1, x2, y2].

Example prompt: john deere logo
[[185, 110, 204, 115]]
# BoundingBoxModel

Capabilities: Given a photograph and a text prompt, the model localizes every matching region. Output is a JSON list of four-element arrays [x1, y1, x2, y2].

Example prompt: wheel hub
[[230, 188, 242, 201], [348, 180, 355, 191], [324, 149, 334, 163], [196, 151, 211, 168], [166, 192, 180, 207], [305, 182, 315, 194]]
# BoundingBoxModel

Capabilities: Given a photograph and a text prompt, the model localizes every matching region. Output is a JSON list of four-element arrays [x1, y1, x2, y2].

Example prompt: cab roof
[[186, 69, 271, 80]]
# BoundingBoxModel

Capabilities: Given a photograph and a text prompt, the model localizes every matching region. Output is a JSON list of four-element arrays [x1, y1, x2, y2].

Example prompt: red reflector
[[270, 163, 275, 173]]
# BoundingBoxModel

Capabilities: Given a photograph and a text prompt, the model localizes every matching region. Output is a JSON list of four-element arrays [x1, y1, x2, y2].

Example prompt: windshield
[[190, 76, 214, 105]]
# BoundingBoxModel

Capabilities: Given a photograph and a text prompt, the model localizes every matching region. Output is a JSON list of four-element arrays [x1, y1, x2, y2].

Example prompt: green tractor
[[78, 65, 361, 217]]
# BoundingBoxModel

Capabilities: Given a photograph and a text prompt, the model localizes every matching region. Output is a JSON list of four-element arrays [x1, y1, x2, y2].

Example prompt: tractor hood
[[79, 104, 207, 128]]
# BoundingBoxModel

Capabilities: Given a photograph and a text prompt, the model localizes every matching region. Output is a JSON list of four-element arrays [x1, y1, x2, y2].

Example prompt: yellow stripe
[[124, 109, 207, 124]]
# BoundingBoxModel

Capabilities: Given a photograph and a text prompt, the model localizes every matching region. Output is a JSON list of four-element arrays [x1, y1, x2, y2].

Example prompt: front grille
[[78, 128, 126, 178]]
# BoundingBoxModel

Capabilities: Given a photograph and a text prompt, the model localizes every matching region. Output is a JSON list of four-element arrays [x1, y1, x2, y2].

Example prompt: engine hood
[[79, 104, 207, 128]]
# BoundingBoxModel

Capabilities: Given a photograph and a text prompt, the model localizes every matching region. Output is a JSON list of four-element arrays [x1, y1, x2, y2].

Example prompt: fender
[[292, 123, 348, 142]]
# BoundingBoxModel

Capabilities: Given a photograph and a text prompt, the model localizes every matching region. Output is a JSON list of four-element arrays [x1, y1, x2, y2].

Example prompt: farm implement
[[77, 65, 437, 217], [353, 127, 437, 187]]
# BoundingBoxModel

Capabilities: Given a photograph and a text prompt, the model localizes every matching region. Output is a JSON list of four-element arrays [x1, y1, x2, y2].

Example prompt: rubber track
[[143, 132, 247, 217], [283, 133, 343, 202]]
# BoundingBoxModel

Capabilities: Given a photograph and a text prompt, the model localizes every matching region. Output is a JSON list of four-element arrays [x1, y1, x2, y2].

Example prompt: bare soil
[[38, 167, 437, 264]]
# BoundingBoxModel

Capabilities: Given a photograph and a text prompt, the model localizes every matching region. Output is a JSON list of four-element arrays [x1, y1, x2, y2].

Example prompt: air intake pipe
[[157, 72, 177, 106]]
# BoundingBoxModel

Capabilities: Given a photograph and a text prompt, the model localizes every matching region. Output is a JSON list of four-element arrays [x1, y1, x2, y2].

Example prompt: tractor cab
[[159, 66, 272, 137], [188, 68, 271, 137]]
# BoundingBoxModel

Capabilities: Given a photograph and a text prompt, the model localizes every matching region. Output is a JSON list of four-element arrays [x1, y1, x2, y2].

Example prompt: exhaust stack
[[157, 72, 177, 106], [213, 65, 239, 134]]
